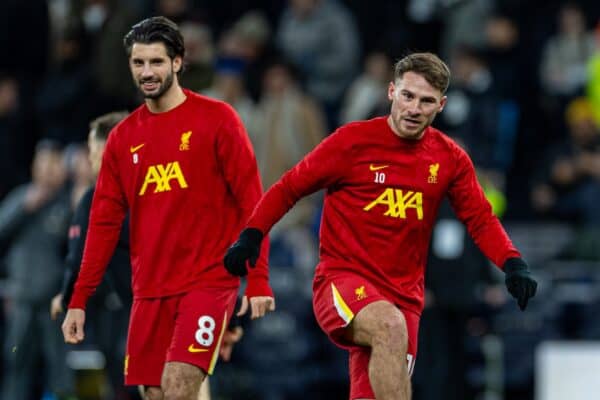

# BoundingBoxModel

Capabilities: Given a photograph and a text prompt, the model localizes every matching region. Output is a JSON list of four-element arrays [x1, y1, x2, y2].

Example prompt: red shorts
[[313, 272, 420, 400], [124, 286, 238, 386]]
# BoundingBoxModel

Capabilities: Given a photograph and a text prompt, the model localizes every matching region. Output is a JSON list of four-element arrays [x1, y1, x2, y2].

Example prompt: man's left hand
[[236, 295, 276, 319], [504, 257, 537, 311]]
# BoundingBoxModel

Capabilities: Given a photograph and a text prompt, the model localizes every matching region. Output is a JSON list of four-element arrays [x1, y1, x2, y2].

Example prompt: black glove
[[224, 228, 264, 277], [228, 297, 244, 328], [504, 257, 537, 311]]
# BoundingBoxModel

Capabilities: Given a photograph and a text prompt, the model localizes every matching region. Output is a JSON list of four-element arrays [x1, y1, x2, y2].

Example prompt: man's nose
[[141, 63, 154, 77], [407, 99, 421, 114]]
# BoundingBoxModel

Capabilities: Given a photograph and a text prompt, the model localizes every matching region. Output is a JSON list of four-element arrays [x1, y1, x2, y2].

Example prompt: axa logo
[[428, 163, 439, 184], [138, 161, 189, 195], [180, 131, 192, 151], [363, 188, 423, 220]]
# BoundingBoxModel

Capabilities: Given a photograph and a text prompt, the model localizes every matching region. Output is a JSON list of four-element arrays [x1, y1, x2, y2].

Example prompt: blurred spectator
[[439, 0, 494, 60], [540, 3, 595, 98], [251, 60, 325, 270], [339, 51, 392, 124], [0, 139, 74, 400], [538, 3, 597, 144], [71, 0, 141, 109], [0, 73, 28, 199], [225, 10, 275, 101], [36, 20, 98, 144], [276, 0, 360, 129], [530, 97, 600, 226], [178, 21, 215, 92], [202, 56, 257, 132], [440, 45, 515, 184], [63, 142, 94, 209], [482, 13, 522, 102], [253, 60, 326, 191]]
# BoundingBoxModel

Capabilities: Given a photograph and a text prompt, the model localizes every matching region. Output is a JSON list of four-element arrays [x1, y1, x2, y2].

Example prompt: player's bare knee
[[162, 380, 199, 400], [162, 362, 204, 400], [372, 310, 408, 352], [350, 301, 407, 348]]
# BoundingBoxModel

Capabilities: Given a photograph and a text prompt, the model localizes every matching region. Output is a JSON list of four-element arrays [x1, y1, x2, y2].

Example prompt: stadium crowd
[[0, 0, 599, 399]]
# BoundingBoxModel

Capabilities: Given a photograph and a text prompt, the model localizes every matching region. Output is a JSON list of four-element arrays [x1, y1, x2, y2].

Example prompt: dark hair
[[393, 52, 451, 94], [89, 111, 129, 140], [123, 16, 185, 60], [35, 138, 64, 153]]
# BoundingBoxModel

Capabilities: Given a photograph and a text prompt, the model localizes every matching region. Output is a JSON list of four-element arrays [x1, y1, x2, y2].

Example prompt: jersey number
[[195, 315, 216, 346], [374, 171, 386, 183]]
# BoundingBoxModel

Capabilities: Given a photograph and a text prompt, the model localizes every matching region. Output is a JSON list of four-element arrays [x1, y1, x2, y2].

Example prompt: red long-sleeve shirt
[[70, 90, 271, 309], [247, 116, 519, 315]]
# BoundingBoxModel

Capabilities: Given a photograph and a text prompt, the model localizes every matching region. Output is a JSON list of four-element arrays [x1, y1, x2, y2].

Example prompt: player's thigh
[[126, 298, 178, 386], [312, 273, 389, 349], [167, 286, 238, 375]]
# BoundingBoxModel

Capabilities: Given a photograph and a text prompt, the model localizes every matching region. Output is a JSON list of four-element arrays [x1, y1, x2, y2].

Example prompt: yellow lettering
[[138, 161, 188, 196], [364, 188, 424, 220], [396, 190, 423, 220], [363, 188, 395, 212], [166, 161, 188, 189], [139, 165, 160, 195]]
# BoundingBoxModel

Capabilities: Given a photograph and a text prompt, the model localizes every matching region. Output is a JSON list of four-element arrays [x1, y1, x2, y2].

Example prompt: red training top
[[70, 90, 271, 309], [247, 116, 519, 315]]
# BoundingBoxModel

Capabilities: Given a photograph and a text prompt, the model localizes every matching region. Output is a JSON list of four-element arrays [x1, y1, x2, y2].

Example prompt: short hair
[[35, 138, 64, 154], [89, 111, 129, 141], [393, 52, 451, 94], [123, 16, 185, 60]]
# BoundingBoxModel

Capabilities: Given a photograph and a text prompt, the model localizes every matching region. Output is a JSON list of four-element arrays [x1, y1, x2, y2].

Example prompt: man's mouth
[[403, 117, 421, 128], [140, 80, 159, 91]]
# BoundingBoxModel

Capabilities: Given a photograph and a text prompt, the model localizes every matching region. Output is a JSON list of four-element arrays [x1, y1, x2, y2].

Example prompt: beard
[[136, 70, 174, 99]]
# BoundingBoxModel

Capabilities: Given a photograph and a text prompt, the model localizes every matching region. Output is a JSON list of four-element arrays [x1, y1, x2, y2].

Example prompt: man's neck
[[145, 84, 187, 113]]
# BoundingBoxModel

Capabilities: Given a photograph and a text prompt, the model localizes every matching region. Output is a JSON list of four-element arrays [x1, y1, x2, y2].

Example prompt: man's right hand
[[224, 228, 264, 277], [50, 293, 64, 320], [62, 308, 86, 344]]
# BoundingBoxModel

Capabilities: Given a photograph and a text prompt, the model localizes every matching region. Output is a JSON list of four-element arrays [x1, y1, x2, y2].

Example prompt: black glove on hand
[[224, 228, 264, 277], [504, 257, 537, 311]]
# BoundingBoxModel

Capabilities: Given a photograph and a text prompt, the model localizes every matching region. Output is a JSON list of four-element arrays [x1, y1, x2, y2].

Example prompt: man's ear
[[438, 95, 447, 112], [173, 55, 183, 73], [388, 81, 395, 101]]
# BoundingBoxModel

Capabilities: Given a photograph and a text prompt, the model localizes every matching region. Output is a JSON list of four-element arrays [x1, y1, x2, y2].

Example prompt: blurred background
[[0, 0, 599, 399]]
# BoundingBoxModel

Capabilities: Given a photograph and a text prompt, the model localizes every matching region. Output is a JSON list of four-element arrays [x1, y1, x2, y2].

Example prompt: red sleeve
[[447, 146, 520, 268], [216, 105, 272, 298], [247, 128, 350, 235], [69, 133, 127, 309]]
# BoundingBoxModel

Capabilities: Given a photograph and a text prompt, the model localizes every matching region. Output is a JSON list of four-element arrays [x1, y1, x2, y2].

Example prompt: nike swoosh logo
[[188, 344, 209, 353], [369, 164, 389, 171], [130, 143, 145, 153]]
